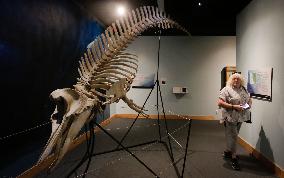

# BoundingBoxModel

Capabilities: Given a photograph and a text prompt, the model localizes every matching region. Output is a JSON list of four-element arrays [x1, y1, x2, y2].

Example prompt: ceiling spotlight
[[198, 2, 202, 6], [117, 5, 126, 16]]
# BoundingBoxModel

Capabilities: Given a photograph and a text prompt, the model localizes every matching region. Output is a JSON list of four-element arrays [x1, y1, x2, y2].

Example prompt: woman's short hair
[[226, 73, 245, 87]]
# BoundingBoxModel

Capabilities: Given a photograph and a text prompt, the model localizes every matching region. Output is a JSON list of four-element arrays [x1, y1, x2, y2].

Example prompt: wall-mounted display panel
[[247, 68, 273, 100]]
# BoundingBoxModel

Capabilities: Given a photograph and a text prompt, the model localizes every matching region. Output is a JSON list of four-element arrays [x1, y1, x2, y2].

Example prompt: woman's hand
[[233, 105, 244, 111]]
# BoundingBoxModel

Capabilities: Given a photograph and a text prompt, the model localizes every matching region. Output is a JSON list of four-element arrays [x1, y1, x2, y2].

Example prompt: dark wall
[[0, 0, 103, 170]]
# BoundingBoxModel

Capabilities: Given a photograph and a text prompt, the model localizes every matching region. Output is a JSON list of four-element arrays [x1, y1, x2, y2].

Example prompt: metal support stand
[[66, 31, 192, 178]]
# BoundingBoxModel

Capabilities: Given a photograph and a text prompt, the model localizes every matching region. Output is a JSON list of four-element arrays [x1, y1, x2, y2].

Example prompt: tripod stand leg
[[181, 120, 192, 177], [81, 120, 96, 178], [156, 80, 162, 141], [115, 82, 156, 149], [158, 82, 174, 160], [66, 120, 96, 178], [94, 122, 159, 177]]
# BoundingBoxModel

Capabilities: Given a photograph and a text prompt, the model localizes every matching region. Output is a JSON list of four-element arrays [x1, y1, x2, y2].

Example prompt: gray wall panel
[[110, 36, 236, 116], [237, 0, 284, 169]]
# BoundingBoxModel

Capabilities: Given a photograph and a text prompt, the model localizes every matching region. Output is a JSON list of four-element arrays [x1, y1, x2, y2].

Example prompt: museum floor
[[0, 118, 277, 178], [27, 118, 275, 178]]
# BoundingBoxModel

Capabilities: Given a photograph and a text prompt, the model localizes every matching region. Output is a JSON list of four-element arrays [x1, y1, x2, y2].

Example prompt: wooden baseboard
[[238, 137, 284, 178], [17, 114, 214, 177], [111, 114, 215, 120]]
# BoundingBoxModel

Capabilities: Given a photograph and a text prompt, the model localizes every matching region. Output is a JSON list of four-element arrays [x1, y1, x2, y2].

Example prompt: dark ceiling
[[78, 0, 252, 36], [165, 0, 253, 35]]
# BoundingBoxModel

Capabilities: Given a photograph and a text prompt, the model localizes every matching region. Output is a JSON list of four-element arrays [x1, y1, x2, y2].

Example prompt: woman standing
[[218, 73, 252, 170]]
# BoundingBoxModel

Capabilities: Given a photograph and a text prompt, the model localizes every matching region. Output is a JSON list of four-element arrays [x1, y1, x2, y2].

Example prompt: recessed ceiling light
[[117, 5, 126, 16]]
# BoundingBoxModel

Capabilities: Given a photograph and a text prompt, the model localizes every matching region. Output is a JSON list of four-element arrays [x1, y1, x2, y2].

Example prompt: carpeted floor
[[34, 118, 276, 178]]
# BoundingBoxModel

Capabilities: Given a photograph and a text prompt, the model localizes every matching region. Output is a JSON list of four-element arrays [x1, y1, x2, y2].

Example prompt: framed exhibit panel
[[132, 73, 156, 88], [221, 66, 236, 89], [247, 68, 273, 100]]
